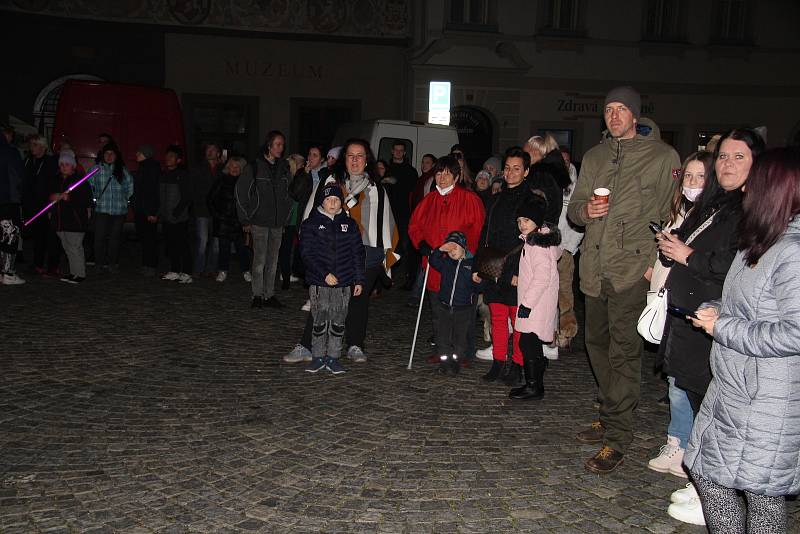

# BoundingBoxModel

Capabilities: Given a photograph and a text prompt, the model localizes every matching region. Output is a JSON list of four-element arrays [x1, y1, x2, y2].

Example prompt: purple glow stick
[[23, 167, 100, 227]]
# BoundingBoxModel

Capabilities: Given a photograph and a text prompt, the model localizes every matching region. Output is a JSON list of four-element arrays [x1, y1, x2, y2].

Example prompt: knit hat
[[443, 230, 468, 251], [483, 156, 501, 173], [58, 149, 76, 167], [475, 170, 492, 182], [327, 146, 342, 160], [320, 184, 343, 203], [516, 196, 547, 227], [604, 86, 641, 119], [137, 144, 155, 159]]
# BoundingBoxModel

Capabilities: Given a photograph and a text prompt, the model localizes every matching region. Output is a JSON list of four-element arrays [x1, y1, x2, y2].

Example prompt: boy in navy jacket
[[427, 230, 484, 376], [299, 184, 365, 374]]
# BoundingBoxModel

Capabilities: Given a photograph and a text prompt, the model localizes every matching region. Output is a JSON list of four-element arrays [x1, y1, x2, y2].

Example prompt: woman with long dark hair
[[87, 143, 133, 272], [684, 147, 800, 533]]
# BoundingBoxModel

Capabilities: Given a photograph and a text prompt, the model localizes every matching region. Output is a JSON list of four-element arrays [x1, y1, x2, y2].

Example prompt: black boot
[[502, 361, 524, 387], [509, 355, 545, 400], [481, 359, 505, 383]]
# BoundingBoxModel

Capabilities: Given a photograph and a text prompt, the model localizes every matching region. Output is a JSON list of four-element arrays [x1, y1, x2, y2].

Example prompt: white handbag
[[637, 213, 716, 344], [637, 287, 669, 344]]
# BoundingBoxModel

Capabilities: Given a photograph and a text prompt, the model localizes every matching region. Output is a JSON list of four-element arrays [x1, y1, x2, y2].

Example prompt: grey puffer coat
[[685, 217, 800, 496]]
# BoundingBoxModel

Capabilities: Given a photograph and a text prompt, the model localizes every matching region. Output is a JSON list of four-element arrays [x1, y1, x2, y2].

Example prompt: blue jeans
[[667, 376, 694, 448], [193, 217, 219, 274]]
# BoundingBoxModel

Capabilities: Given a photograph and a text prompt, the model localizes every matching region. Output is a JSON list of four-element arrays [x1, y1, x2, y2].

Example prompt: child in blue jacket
[[299, 184, 365, 375], [427, 230, 484, 376]]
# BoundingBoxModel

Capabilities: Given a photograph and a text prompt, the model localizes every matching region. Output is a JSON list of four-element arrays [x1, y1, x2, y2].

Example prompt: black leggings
[[518, 331, 544, 362], [692, 472, 787, 533]]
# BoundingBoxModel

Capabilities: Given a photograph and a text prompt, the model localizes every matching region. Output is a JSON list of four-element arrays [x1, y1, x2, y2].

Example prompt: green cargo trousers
[[584, 277, 648, 454]]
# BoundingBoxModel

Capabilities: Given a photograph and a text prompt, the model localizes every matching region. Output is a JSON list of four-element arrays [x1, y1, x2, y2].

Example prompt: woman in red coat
[[408, 155, 485, 363]]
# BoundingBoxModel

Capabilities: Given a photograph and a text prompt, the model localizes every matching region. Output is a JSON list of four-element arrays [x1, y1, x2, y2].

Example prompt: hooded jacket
[[300, 206, 366, 288], [515, 226, 562, 342], [685, 217, 800, 496], [236, 156, 292, 228], [159, 167, 191, 224], [428, 249, 483, 308], [566, 130, 680, 297], [528, 150, 569, 225]]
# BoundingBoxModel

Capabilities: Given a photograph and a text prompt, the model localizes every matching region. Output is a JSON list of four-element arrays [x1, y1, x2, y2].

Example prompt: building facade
[[410, 0, 800, 169], [3, 0, 800, 166]]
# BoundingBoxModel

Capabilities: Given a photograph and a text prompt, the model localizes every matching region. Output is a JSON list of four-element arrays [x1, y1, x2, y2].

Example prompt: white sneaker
[[667, 497, 706, 526], [347, 345, 367, 363], [670, 483, 699, 504], [475, 346, 494, 361], [300, 299, 311, 312], [648, 436, 686, 477], [243, 271, 252, 283], [178, 273, 193, 284], [283, 344, 312, 363], [290, 275, 301, 283], [162, 271, 180, 281], [543, 344, 559, 360], [2, 273, 26, 285], [215, 271, 227, 282]]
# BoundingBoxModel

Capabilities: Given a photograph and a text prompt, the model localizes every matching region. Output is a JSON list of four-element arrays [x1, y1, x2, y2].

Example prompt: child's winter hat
[[320, 184, 344, 203], [516, 195, 547, 227], [443, 230, 468, 251]]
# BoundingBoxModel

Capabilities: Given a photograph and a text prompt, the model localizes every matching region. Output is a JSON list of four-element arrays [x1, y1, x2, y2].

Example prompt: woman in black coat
[[651, 130, 764, 487], [479, 147, 537, 385], [208, 157, 252, 282]]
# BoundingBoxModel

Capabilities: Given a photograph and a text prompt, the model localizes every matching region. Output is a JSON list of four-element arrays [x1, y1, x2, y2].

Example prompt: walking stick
[[407, 262, 431, 370]]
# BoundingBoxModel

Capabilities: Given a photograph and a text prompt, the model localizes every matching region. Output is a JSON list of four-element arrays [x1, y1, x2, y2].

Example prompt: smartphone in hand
[[668, 304, 698, 319]]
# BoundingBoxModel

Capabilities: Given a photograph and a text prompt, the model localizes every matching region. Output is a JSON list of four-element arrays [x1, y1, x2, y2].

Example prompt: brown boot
[[585, 446, 624, 474], [576, 421, 605, 444]]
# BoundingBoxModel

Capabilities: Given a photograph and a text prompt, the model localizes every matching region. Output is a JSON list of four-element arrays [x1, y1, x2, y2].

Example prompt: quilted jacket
[[685, 217, 800, 496]]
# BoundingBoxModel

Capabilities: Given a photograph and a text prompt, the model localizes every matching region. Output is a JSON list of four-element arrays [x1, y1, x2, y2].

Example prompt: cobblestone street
[[2, 248, 798, 533]]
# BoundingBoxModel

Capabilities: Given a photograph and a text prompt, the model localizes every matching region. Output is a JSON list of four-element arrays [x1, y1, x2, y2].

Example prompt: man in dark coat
[[190, 142, 223, 275], [23, 134, 59, 275], [386, 140, 418, 287], [133, 145, 162, 276]]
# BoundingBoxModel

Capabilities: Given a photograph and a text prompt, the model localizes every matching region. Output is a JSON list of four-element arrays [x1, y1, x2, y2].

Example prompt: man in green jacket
[[567, 86, 680, 474]]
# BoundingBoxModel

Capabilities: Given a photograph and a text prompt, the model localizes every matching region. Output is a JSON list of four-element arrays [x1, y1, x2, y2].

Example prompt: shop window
[[642, 0, 685, 42], [711, 0, 751, 44], [538, 0, 585, 36], [447, 0, 497, 31]]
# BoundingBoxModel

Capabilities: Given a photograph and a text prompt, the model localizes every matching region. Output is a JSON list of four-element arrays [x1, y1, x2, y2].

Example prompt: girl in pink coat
[[512, 196, 561, 400]]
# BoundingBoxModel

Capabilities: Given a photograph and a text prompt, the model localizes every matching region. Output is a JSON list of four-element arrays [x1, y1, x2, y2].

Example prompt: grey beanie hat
[[483, 156, 502, 173], [137, 144, 155, 159], [604, 86, 641, 119]]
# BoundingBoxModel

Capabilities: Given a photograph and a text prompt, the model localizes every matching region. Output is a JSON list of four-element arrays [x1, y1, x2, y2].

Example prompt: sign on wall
[[428, 81, 451, 125]]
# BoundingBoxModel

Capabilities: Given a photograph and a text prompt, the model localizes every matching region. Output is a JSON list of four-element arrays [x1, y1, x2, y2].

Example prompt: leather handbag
[[474, 243, 522, 282], [637, 287, 669, 344]]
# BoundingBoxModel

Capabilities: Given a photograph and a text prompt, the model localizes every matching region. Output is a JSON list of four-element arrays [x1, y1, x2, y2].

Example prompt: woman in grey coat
[[685, 147, 800, 533]]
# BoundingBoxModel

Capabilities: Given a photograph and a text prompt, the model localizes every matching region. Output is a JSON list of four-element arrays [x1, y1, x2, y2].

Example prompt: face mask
[[436, 184, 455, 195], [683, 186, 703, 202]]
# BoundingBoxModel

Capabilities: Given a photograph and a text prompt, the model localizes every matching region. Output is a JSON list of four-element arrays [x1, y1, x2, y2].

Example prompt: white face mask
[[436, 184, 455, 195], [683, 186, 703, 202]]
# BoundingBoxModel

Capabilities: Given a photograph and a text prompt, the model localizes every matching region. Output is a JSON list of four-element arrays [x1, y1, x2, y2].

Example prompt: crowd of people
[[2, 83, 800, 533]]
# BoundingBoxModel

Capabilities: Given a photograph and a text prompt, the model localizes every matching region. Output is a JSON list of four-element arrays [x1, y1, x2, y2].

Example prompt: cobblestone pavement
[[2, 248, 798, 533]]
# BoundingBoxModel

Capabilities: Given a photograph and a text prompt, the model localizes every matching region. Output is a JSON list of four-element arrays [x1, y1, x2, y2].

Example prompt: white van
[[332, 120, 459, 170]]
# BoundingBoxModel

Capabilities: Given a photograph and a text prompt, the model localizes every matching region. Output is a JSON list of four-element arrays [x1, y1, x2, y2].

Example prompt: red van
[[52, 80, 185, 172]]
